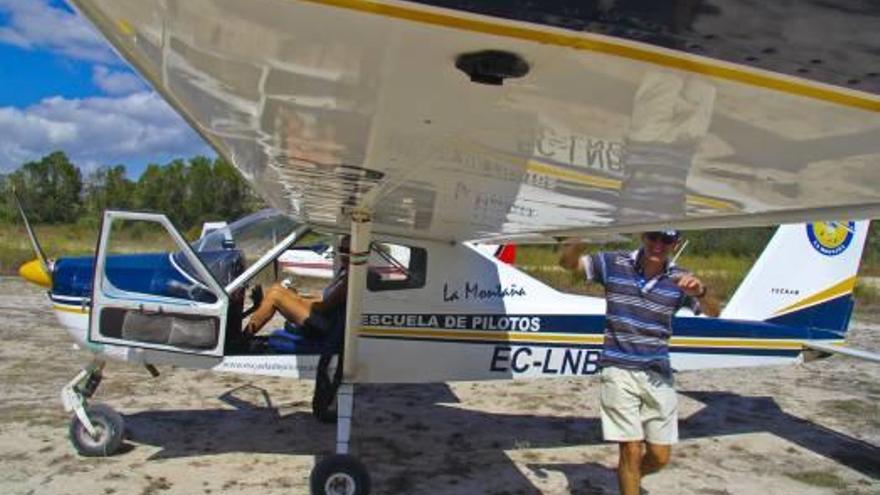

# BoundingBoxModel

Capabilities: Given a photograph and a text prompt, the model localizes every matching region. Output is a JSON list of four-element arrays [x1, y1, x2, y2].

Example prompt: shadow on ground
[[121, 384, 879, 494]]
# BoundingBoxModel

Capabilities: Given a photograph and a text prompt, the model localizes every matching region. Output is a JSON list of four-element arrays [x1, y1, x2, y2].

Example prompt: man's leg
[[245, 284, 313, 334], [618, 441, 643, 495], [641, 442, 671, 475], [640, 370, 678, 477], [601, 367, 644, 495]]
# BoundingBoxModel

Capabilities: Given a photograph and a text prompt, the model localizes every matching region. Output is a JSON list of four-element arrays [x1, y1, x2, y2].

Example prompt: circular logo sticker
[[806, 221, 855, 256]]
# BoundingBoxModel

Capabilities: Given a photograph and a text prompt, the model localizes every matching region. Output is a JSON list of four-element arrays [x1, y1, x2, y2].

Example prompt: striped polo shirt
[[583, 249, 701, 376]]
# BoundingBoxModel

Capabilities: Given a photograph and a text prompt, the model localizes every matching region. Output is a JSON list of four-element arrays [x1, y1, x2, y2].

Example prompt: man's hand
[[559, 238, 586, 272], [674, 274, 704, 297], [672, 273, 720, 317]]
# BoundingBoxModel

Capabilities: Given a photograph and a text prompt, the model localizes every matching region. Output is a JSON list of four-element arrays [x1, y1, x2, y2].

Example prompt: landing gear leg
[[62, 360, 124, 457], [310, 210, 372, 495], [310, 383, 370, 495]]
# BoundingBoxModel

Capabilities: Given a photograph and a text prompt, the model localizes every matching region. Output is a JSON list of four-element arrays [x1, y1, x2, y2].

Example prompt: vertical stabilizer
[[721, 221, 869, 334]]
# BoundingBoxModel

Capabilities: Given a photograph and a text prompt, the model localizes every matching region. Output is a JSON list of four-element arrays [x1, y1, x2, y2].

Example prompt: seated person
[[244, 236, 350, 337]]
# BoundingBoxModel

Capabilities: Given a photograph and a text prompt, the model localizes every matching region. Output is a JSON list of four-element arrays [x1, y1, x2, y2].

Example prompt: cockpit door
[[88, 211, 229, 356]]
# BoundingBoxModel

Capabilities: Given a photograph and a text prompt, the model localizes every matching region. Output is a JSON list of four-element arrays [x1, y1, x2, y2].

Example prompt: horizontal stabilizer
[[803, 342, 880, 363]]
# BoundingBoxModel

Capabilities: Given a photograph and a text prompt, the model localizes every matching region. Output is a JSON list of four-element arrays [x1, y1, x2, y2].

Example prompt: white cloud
[[92, 65, 144, 95], [0, 0, 116, 64], [0, 92, 213, 172]]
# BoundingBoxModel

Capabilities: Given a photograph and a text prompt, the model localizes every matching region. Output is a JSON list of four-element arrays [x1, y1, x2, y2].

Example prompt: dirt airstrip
[[0, 277, 877, 494]]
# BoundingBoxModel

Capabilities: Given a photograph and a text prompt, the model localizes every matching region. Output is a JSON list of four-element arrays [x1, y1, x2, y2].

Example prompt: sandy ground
[[0, 277, 877, 495]]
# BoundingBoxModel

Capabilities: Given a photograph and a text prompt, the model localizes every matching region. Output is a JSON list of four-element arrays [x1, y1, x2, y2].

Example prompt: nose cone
[[19, 258, 52, 288]]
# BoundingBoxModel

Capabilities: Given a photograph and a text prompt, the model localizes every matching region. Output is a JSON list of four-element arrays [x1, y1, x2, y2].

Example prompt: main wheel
[[310, 454, 371, 495], [68, 403, 124, 457], [312, 353, 342, 424]]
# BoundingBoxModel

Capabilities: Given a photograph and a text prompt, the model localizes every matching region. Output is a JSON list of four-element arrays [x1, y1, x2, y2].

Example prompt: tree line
[[0, 151, 264, 231], [1, 150, 876, 264]]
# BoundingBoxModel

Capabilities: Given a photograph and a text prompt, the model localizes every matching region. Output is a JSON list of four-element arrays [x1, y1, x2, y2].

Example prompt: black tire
[[68, 403, 124, 457], [310, 454, 371, 495], [312, 353, 342, 424]]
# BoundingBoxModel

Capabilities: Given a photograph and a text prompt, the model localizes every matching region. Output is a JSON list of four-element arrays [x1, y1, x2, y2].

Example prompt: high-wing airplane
[[18, 0, 880, 493], [17, 206, 879, 494]]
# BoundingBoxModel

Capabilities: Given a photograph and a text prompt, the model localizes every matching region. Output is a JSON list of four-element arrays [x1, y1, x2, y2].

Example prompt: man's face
[[641, 232, 680, 264]]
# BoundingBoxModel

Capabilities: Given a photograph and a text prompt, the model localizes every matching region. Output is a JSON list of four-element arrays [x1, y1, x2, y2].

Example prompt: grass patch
[[515, 245, 880, 309], [515, 245, 756, 302], [785, 469, 847, 489], [820, 399, 879, 427]]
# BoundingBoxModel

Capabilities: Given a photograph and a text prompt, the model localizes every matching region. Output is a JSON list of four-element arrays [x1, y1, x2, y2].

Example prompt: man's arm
[[675, 274, 720, 317]]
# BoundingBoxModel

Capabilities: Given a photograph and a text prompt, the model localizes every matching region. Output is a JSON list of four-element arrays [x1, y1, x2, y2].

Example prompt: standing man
[[560, 230, 719, 495]]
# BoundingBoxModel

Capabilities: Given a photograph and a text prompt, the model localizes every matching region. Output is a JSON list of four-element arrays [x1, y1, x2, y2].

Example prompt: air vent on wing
[[455, 50, 529, 86]]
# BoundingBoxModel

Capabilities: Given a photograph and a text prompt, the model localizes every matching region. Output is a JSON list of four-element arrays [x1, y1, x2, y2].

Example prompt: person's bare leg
[[272, 289, 314, 326], [245, 284, 313, 334], [618, 441, 643, 495], [641, 442, 671, 476]]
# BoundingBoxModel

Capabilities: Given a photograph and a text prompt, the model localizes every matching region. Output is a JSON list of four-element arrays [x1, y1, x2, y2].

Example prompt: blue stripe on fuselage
[[362, 311, 843, 342]]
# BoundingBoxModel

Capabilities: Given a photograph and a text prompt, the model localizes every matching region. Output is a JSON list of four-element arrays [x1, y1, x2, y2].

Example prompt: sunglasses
[[644, 232, 680, 245]]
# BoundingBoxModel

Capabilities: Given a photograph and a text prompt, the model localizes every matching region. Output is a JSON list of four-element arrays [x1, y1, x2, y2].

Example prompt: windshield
[[176, 209, 302, 286], [192, 209, 299, 258]]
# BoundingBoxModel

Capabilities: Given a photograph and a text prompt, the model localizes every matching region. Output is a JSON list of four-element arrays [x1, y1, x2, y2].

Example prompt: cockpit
[[51, 208, 425, 358]]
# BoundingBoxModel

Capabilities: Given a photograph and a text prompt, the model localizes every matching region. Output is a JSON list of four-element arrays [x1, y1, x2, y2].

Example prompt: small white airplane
[[19, 0, 880, 493], [17, 204, 879, 494]]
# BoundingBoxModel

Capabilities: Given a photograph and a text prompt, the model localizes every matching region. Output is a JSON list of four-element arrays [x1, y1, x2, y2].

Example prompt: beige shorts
[[600, 366, 678, 445]]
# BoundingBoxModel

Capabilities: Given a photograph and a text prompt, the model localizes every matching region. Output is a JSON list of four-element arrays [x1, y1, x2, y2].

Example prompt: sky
[[0, 0, 212, 177]]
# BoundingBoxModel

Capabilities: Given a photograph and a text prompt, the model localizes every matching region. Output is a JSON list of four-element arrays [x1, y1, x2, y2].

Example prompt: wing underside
[[68, 0, 880, 242]]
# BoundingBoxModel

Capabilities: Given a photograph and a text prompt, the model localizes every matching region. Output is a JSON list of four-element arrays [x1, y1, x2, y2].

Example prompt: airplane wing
[[67, 0, 880, 242]]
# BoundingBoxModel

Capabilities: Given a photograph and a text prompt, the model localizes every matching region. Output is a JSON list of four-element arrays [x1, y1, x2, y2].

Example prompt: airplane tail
[[720, 221, 870, 336]]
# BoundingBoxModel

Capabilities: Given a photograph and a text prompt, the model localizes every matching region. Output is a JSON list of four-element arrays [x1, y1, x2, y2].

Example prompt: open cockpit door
[[88, 211, 230, 356]]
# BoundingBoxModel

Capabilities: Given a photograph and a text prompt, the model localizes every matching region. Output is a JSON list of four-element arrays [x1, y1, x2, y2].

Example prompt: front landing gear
[[61, 360, 124, 457], [310, 454, 371, 495]]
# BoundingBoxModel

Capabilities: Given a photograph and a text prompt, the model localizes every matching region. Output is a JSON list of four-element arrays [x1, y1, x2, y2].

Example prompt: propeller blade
[[12, 188, 51, 276]]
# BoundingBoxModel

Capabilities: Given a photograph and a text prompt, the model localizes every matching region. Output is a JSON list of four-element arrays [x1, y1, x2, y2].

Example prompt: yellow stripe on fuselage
[[360, 326, 810, 350], [773, 276, 857, 317], [53, 304, 89, 315], [296, 0, 880, 112]]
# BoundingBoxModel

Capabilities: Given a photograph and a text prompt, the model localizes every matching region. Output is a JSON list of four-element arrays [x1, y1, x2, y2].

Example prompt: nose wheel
[[310, 454, 370, 495], [69, 403, 124, 457], [61, 360, 125, 457]]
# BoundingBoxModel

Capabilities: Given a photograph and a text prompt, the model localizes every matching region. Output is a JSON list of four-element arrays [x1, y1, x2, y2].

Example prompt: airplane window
[[104, 218, 219, 304], [367, 243, 427, 291], [185, 209, 301, 284]]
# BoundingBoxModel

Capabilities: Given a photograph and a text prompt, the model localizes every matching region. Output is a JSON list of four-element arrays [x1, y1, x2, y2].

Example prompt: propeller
[[12, 189, 52, 288]]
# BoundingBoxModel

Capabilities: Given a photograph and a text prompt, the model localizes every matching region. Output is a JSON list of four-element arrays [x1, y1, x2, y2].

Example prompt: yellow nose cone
[[19, 259, 51, 288]]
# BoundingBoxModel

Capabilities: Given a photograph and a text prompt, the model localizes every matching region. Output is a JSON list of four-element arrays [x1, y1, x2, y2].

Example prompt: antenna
[[671, 239, 689, 265]]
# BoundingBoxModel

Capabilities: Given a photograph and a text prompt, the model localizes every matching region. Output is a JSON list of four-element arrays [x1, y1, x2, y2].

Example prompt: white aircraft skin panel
[[70, 0, 880, 242], [52, 302, 318, 378]]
